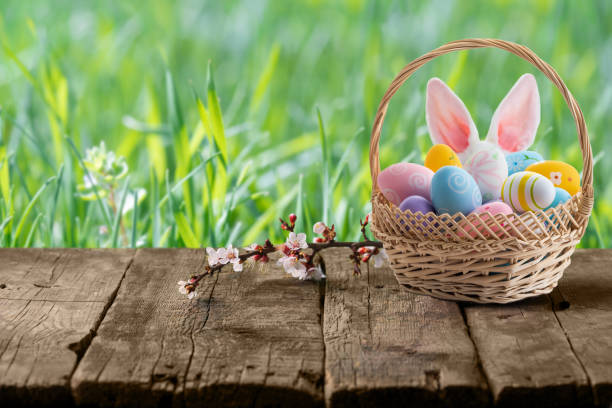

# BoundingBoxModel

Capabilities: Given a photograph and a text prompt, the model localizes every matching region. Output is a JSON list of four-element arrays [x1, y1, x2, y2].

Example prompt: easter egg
[[431, 166, 482, 215], [506, 151, 544, 175], [473, 201, 514, 216], [378, 163, 434, 205], [399, 195, 435, 214], [463, 142, 508, 202], [546, 187, 572, 210], [501, 171, 555, 213], [398, 196, 436, 234], [424, 144, 462, 172], [459, 201, 514, 238], [525, 160, 580, 196]]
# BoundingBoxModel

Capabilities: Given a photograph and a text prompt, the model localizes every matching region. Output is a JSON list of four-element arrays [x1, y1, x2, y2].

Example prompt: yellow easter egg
[[525, 160, 580, 195], [425, 144, 462, 172]]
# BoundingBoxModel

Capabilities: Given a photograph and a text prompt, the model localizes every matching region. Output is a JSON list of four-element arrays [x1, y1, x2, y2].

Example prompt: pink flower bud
[[289, 213, 297, 224]]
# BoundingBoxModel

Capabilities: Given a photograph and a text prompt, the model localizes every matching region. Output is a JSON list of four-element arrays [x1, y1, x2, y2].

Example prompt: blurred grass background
[[0, 0, 610, 248]]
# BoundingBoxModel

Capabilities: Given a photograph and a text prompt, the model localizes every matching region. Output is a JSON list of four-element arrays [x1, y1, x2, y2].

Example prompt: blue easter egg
[[506, 151, 543, 175], [546, 187, 571, 210], [431, 166, 482, 215]]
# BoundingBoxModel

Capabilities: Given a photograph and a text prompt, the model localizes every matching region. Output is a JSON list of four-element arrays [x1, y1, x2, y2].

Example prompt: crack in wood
[[67, 253, 136, 381], [548, 290, 597, 406], [459, 303, 494, 405]]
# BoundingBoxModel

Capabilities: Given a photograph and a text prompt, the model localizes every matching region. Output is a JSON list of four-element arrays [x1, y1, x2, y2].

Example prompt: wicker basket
[[370, 39, 594, 304]]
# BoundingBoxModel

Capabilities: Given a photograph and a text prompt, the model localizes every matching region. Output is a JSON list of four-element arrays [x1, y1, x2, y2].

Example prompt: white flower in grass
[[177, 280, 197, 299], [313, 222, 327, 235], [371, 248, 388, 268], [278, 255, 308, 279], [307, 265, 326, 281], [286, 232, 308, 251]]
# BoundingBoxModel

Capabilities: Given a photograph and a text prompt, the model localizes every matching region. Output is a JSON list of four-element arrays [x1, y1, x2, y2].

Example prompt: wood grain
[[71, 248, 325, 408], [463, 293, 592, 407], [320, 247, 489, 408], [551, 249, 612, 407], [0, 249, 134, 407]]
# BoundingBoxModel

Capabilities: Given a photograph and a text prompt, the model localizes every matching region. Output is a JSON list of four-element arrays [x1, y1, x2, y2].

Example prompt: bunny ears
[[426, 74, 540, 158]]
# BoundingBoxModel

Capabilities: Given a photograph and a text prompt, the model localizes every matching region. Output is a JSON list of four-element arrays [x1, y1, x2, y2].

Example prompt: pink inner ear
[[497, 122, 532, 152], [426, 78, 475, 153], [433, 112, 471, 152], [489, 74, 540, 153]]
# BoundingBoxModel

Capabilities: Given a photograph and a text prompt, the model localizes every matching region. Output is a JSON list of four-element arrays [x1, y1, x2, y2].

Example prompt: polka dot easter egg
[[505, 151, 543, 175], [377, 163, 434, 205], [431, 166, 482, 215], [501, 171, 555, 213], [525, 160, 580, 196], [424, 144, 462, 172], [463, 142, 508, 202]]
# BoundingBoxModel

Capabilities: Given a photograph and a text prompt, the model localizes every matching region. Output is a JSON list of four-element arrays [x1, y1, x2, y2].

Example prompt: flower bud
[[289, 213, 297, 224]]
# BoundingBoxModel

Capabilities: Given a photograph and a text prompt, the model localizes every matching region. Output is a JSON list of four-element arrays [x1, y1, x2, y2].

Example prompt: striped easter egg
[[501, 171, 555, 213]]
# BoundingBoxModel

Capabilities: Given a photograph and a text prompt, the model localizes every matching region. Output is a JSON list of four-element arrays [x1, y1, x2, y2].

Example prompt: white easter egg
[[501, 171, 555, 213], [463, 142, 508, 202]]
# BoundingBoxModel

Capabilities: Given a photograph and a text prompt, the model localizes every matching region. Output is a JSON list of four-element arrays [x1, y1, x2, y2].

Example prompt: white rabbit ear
[[426, 77, 479, 155], [486, 73, 540, 153]]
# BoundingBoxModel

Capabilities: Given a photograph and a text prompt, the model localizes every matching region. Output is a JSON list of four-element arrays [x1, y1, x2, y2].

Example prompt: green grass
[[0, 0, 611, 248]]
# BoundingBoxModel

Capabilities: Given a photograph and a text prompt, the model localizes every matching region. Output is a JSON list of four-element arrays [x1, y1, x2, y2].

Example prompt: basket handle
[[369, 38, 594, 217]]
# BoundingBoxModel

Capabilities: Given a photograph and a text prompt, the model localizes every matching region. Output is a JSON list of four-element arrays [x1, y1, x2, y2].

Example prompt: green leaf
[[249, 44, 281, 115], [11, 176, 55, 246], [175, 212, 199, 248], [111, 177, 130, 248], [165, 70, 184, 132], [131, 189, 139, 248], [206, 61, 228, 164], [317, 107, 330, 224], [24, 212, 43, 247], [47, 164, 64, 246]]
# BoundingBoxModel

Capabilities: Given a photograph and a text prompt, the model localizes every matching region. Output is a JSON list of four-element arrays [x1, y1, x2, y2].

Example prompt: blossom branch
[[178, 214, 386, 299]]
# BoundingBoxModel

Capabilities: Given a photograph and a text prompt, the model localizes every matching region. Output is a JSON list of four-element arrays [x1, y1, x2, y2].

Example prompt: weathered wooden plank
[[320, 247, 489, 408], [464, 288, 592, 407], [0, 249, 134, 407], [551, 249, 612, 407], [71, 248, 325, 408]]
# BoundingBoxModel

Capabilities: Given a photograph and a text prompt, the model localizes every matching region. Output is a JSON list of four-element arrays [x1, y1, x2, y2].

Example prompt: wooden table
[[0, 248, 610, 407]]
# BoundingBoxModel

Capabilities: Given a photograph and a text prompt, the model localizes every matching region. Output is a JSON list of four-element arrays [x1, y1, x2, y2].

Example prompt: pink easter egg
[[458, 201, 514, 238], [378, 163, 434, 205]]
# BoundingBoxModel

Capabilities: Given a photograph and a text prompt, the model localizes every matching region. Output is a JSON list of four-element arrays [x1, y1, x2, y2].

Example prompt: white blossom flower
[[285, 232, 308, 251], [313, 222, 326, 235], [550, 172, 563, 186], [372, 248, 388, 268], [177, 280, 197, 299], [278, 255, 308, 279], [206, 247, 221, 266], [225, 244, 242, 272], [307, 265, 326, 281]]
